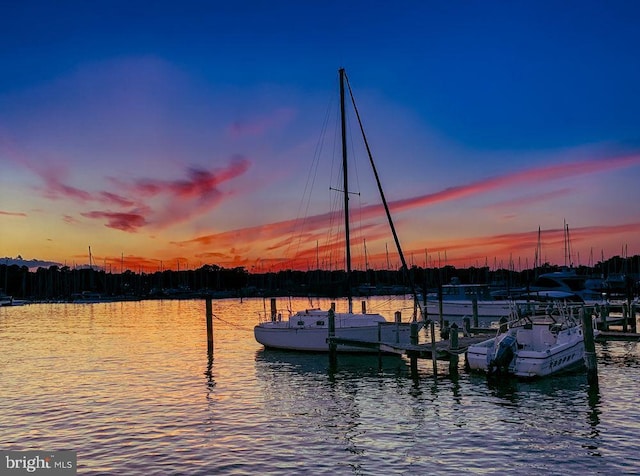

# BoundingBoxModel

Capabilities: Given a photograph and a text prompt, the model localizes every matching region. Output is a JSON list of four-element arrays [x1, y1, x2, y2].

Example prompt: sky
[[1, 1, 639, 273]]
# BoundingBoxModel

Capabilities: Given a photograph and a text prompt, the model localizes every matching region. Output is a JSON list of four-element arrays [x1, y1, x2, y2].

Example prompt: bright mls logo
[[0, 451, 76, 475]]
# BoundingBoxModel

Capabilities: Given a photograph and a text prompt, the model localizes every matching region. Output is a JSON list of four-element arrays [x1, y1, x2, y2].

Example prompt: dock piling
[[600, 304, 608, 331], [438, 284, 444, 328], [449, 323, 459, 375], [462, 317, 471, 337], [410, 321, 419, 376], [581, 307, 598, 387], [328, 308, 337, 367], [472, 297, 479, 328]]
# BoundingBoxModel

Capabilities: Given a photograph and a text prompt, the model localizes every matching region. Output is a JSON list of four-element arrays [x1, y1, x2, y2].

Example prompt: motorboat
[[524, 268, 606, 304], [466, 305, 589, 378], [254, 69, 422, 352], [422, 277, 582, 324]]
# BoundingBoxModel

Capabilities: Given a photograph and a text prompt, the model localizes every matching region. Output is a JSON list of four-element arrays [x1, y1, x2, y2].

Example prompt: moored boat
[[0, 291, 13, 306], [254, 68, 423, 352], [466, 305, 590, 378]]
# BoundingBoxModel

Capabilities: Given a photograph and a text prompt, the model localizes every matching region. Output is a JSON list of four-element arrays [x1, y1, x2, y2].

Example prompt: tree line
[[1, 255, 638, 301]]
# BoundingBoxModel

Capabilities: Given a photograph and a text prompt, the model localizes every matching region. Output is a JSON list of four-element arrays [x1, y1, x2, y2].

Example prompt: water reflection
[[254, 349, 410, 379], [3, 299, 634, 474], [204, 352, 215, 390]]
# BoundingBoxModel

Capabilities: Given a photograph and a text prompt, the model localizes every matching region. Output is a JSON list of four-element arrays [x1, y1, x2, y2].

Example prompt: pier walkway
[[330, 334, 491, 361]]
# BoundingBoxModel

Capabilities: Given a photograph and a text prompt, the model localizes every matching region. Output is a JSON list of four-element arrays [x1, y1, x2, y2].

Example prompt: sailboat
[[254, 68, 423, 352]]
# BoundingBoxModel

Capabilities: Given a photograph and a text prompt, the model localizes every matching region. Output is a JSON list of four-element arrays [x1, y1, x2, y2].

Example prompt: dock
[[596, 331, 640, 342], [330, 334, 490, 360]]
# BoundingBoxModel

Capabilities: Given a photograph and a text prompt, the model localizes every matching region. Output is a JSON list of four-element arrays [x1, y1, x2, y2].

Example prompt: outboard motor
[[488, 334, 516, 375]]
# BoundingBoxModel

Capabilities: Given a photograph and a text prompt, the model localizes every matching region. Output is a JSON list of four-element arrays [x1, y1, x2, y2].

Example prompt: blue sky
[[1, 1, 639, 271]]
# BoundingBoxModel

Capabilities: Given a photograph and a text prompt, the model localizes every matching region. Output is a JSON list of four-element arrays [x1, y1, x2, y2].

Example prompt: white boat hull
[[425, 300, 514, 321], [467, 317, 586, 378], [254, 310, 416, 352]]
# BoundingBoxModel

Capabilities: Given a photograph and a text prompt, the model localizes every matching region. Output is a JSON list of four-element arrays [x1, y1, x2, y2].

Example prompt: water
[[1, 298, 639, 475]]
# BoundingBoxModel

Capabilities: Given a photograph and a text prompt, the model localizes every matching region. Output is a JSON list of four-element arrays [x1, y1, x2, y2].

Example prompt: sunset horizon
[[2, 3, 639, 275]]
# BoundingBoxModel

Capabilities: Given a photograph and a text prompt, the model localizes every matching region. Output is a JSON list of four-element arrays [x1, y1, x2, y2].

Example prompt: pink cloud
[[172, 153, 640, 270], [388, 154, 640, 213], [81, 211, 148, 232], [25, 155, 251, 231], [99, 191, 136, 207], [35, 165, 93, 202]]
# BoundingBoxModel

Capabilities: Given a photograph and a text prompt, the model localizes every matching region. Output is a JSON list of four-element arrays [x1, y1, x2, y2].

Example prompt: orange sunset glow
[[1, 4, 639, 273]]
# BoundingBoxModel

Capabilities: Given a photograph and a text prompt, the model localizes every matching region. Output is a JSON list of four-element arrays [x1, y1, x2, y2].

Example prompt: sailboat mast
[[339, 68, 353, 313], [344, 72, 421, 320]]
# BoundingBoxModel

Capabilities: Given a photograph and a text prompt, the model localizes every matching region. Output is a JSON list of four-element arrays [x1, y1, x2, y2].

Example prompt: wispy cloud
[[24, 155, 251, 232], [486, 188, 574, 211], [81, 211, 148, 232], [171, 152, 640, 269], [399, 222, 640, 268], [388, 154, 640, 214], [0, 210, 27, 217]]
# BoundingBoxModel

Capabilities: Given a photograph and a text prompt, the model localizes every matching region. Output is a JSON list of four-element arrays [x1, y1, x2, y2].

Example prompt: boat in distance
[[424, 269, 608, 323], [466, 306, 588, 378], [254, 68, 423, 352]]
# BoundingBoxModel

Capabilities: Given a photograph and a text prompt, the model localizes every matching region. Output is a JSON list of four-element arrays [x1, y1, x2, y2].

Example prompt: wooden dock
[[329, 334, 491, 360], [596, 331, 640, 342]]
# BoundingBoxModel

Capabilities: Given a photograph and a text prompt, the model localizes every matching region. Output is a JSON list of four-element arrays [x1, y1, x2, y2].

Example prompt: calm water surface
[[1, 298, 639, 475]]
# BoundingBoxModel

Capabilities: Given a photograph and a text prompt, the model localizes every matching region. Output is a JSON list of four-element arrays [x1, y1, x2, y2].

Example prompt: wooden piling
[[328, 308, 337, 367], [462, 317, 471, 337], [206, 296, 214, 354], [362, 301, 367, 314], [622, 302, 629, 333], [633, 303, 638, 334], [270, 298, 277, 322], [395, 311, 402, 343], [449, 323, 459, 375], [410, 321, 419, 376], [472, 297, 479, 328], [438, 285, 444, 328], [581, 307, 598, 387], [599, 304, 608, 331], [411, 321, 419, 345]]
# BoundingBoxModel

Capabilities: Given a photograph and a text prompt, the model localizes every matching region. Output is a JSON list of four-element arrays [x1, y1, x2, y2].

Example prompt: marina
[[2, 297, 640, 474]]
